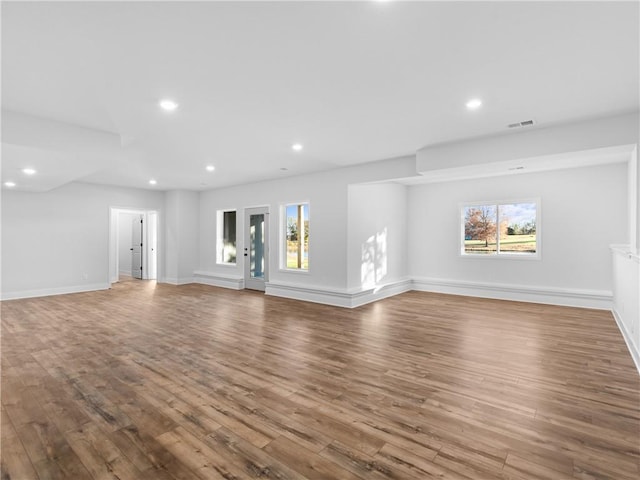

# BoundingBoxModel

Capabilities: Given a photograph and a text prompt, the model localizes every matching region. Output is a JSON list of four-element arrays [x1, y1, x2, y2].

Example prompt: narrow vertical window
[[284, 203, 309, 270], [216, 210, 237, 264]]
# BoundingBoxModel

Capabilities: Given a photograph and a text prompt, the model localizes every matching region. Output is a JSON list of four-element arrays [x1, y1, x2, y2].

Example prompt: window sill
[[460, 253, 541, 261], [279, 268, 310, 274], [215, 262, 238, 268]]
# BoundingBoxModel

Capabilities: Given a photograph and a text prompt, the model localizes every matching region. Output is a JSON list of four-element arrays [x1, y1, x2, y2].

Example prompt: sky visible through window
[[500, 203, 536, 226], [285, 205, 309, 221]]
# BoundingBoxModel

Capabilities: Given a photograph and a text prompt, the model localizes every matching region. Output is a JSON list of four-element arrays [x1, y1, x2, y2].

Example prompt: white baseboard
[[266, 278, 412, 309], [193, 271, 243, 290], [612, 308, 640, 375], [0, 283, 111, 301], [1, 274, 613, 312], [119, 269, 133, 276], [411, 277, 612, 310], [350, 279, 413, 308], [266, 282, 353, 308], [163, 277, 195, 286]]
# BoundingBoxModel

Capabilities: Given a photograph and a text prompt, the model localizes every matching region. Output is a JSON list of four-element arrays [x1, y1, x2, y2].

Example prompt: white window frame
[[460, 198, 541, 260], [280, 202, 310, 273], [216, 209, 237, 266]]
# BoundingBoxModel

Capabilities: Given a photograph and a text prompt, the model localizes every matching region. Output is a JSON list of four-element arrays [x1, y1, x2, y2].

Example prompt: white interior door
[[244, 207, 269, 291], [146, 211, 157, 280], [131, 215, 143, 279]]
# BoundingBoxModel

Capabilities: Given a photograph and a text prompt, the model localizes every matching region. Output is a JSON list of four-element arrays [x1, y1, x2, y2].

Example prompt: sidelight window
[[217, 210, 237, 264], [283, 203, 309, 270]]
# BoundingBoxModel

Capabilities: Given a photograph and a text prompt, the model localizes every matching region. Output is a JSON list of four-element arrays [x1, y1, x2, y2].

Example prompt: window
[[216, 210, 237, 264], [461, 201, 539, 257], [283, 203, 309, 270]]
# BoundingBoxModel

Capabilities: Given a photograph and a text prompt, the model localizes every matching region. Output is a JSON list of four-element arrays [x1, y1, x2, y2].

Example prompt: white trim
[[0, 283, 110, 301], [266, 282, 351, 308], [216, 209, 238, 266], [163, 277, 194, 286], [350, 279, 413, 308], [244, 206, 270, 291], [280, 201, 310, 273], [193, 270, 244, 290], [460, 198, 541, 260], [109, 207, 160, 284], [610, 244, 640, 263], [278, 268, 311, 275], [411, 277, 612, 310], [457, 252, 541, 261], [266, 278, 412, 309], [610, 244, 640, 376], [612, 308, 640, 375]]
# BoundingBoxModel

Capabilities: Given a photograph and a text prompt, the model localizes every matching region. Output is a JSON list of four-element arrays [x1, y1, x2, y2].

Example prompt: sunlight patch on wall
[[361, 228, 388, 289]]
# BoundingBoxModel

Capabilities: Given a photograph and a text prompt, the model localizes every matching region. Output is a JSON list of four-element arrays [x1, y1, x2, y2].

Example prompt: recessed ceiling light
[[4, 181, 16, 187], [149, 179, 157, 185], [206, 165, 215, 172], [280, 167, 288, 171], [292, 143, 303, 152], [22, 168, 36, 175], [465, 98, 483, 110], [159, 99, 179, 112]]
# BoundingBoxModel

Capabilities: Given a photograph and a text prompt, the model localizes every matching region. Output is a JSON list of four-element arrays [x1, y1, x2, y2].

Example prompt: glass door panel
[[249, 213, 265, 279], [244, 207, 269, 291]]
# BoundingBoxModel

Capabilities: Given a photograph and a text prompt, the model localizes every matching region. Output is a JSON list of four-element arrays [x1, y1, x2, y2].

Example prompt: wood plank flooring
[[1, 280, 639, 479]]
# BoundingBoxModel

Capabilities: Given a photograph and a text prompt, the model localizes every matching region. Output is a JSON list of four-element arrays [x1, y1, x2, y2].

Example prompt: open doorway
[[109, 207, 159, 284]]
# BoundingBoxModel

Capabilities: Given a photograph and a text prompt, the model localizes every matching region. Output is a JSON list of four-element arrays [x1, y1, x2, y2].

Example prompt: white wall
[[117, 212, 138, 276], [2, 111, 635, 317], [611, 248, 640, 373], [408, 163, 628, 307], [165, 190, 199, 284], [199, 174, 346, 289], [347, 183, 408, 290], [197, 156, 416, 301], [611, 144, 640, 374], [1, 182, 165, 299], [632, 146, 639, 252], [417, 112, 639, 173]]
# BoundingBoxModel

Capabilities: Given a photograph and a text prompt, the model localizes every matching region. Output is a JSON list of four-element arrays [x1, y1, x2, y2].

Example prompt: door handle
[[130, 248, 133, 251]]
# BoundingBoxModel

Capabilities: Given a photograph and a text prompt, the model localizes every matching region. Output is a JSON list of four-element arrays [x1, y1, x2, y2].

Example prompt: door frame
[[109, 207, 160, 284], [131, 213, 144, 279], [243, 206, 269, 291]]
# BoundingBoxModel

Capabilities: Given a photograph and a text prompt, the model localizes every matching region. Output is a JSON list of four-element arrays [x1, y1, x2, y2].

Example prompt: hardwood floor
[[1, 281, 639, 479]]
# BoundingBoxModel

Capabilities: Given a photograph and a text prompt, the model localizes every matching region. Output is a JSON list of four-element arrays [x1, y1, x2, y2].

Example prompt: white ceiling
[[2, 1, 638, 192]]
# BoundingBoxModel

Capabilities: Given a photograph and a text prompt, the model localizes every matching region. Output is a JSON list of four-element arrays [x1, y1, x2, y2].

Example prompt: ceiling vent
[[507, 119, 535, 129]]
